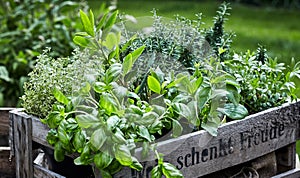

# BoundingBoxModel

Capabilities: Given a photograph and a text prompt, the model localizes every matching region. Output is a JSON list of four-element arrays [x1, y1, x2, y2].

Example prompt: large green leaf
[[172, 119, 183, 138], [218, 103, 248, 120], [94, 152, 113, 169], [76, 114, 100, 128], [90, 128, 107, 150], [201, 121, 219, 136], [195, 86, 211, 109], [115, 144, 132, 166]]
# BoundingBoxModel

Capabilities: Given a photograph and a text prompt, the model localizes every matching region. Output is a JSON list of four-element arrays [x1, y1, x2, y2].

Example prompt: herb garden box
[[9, 101, 300, 178]]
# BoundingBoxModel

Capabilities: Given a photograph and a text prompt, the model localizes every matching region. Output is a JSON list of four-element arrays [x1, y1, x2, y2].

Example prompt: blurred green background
[[89, 0, 300, 64]]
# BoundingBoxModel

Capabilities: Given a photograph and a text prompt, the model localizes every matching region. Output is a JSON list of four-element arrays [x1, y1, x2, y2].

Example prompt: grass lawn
[[88, 0, 300, 64]]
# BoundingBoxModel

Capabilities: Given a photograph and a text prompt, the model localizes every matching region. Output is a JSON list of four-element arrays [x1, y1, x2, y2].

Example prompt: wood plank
[[34, 164, 66, 178], [12, 111, 33, 178], [0, 108, 15, 135], [114, 101, 300, 178], [272, 168, 300, 178], [0, 149, 15, 177]]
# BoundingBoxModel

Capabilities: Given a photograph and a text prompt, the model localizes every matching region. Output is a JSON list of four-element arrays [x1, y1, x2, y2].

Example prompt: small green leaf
[[172, 119, 183, 138], [94, 152, 113, 169], [96, 13, 108, 31], [147, 75, 161, 94], [122, 53, 133, 75], [79, 10, 95, 37], [53, 88, 69, 105], [89, 9, 95, 31], [138, 126, 152, 142], [151, 165, 163, 178], [104, 10, 118, 30], [131, 46, 145, 62], [138, 112, 159, 126], [162, 162, 183, 178], [90, 128, 107, 150], [100, 93, 118, 115], [44, 111, 63, 129], [73, 36, 90, 47], [130, 157, 143, 171], [115, 144, 132, 166]]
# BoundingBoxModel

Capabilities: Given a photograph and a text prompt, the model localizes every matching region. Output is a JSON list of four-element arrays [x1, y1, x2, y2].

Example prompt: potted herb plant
[[10, 3, 300, 178]]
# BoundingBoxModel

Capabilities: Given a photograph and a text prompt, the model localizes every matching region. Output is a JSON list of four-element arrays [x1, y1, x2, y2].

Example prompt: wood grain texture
[[0, 108, 14, 135], [34, 164, 66, 178], [11, 110, 33, 178], [271, 168, 300, 178], [8, 102, 300, 178], [114, 101, 300, 178]]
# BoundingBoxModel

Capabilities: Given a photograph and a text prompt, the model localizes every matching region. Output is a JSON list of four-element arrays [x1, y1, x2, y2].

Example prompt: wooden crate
[[9, 101, 300, 178], [0, 108, 16, 178]]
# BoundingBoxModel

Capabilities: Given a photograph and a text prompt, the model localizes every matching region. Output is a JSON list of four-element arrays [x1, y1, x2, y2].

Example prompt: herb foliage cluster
[[20, 2, 300, 178]]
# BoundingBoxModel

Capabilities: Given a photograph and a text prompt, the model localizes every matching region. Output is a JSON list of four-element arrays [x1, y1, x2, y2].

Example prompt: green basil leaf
[[58, 122, 70, 146], [53, 88, 69, 105], [73, 130, 86, 153], [139, 112, 159, 126], [218, 103, 248, 120], [162, 162, 183, 178], [195, 86, 211, 109], [115, 144, 132, 166], [90, 128, 107, 150], [151, 165, 163, 178], [138, 126, 152, 142], [100, 93, 118, 115], [76, 114, 100, 128], [172, 119, 183, 138], [201, 121, 219, 136], [130, 157, 143, 171], [94, 152, 113, 169], [147, 75, 161, 94], [106, 159, 123, 175], [54, 141, 65, 162], [44, 111, 63, 129], [100, 170, 112, 178]]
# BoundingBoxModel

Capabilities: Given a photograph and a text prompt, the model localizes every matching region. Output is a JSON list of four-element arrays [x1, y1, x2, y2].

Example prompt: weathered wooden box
[[9, 101, 300, 178], [0, 108, 16, 178]]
